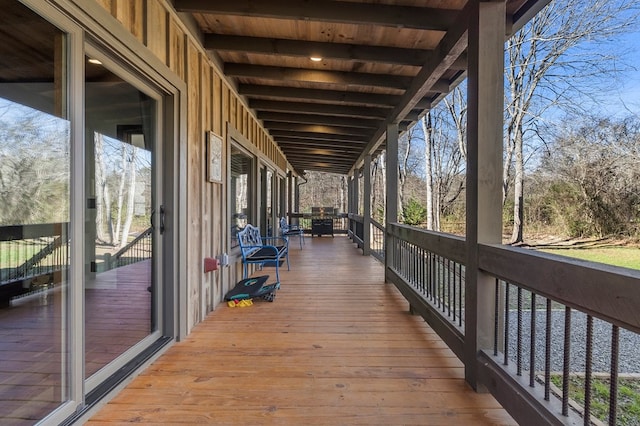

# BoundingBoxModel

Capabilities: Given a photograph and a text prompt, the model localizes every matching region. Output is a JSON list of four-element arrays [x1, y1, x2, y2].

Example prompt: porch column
[[287, 171, 293, 217], [294, 176, 300, 213], [385, 123, 399, 282], [353, 170, 359, 215], [363, 155, 372, 255], [465, 0, 505, 390], [347, 174, 354, 239]]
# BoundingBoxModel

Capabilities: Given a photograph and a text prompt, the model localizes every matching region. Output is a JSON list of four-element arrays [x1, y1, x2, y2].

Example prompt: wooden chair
[[237, 224, 289, 282], [280, 217, 305, 249]]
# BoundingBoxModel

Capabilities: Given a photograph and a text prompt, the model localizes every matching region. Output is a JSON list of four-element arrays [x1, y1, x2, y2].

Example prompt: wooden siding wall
[[95, 0, 289, 333]]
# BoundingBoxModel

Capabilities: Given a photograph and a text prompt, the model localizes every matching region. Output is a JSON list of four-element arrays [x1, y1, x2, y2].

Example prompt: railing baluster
[[545, 298, 552, 401], [530, 293, 536, 387], [517, 286, 523, 376], [458, 263, 463, 327], [609, 325, 619, 426], [447, 258, 452, 317], [562, 306, 571, 416], [494, 279, 499, 357], [584, 315, 593, 426], [504, 282, 510, 366]]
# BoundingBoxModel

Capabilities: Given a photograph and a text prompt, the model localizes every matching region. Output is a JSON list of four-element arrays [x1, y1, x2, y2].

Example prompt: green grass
[[541, 247, 640, 270], [550, 375, 640, 425]]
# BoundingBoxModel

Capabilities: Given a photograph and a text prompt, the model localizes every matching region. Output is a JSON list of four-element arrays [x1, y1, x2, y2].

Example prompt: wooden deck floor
[[87, 236, 516, 425]]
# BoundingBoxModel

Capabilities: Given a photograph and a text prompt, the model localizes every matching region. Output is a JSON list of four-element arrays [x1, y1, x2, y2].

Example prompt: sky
[[594, 31, 640, 118]]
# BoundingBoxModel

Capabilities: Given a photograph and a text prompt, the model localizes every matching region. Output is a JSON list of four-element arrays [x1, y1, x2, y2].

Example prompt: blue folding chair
[[280, 217, 305, 249]]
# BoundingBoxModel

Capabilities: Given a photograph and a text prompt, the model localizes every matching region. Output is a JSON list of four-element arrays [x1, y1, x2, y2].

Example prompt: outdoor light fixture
[[310, 56, 322, 62]]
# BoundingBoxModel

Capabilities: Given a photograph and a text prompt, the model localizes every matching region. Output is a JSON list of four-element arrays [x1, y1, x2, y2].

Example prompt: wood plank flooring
[[87, 236, 516, 425]]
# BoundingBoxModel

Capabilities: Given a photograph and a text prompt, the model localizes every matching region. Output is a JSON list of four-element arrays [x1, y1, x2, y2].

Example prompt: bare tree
[[539, 116, 640, 236], [94, 133, 113, 244], [421, 113, 435, 229], [504, 0, 639, 243], [119, 146, 138, 248]]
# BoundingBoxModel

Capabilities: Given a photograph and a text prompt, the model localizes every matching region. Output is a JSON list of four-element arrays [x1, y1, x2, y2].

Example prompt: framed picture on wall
[[207, 131, 223, 183]]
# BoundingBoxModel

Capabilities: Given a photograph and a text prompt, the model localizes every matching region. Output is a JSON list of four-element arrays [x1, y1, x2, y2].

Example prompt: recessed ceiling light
[[310, 56, 322, 62], [87, 58, 102, 65]]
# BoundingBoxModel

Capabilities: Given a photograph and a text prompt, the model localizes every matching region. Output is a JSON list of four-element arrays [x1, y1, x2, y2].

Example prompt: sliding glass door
[[84, 53, 163, 385]]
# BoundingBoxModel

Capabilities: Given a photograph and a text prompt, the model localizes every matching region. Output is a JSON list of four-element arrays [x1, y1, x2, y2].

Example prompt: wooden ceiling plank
[[257, 111, 382, 129], [269, 130, 369, 143], [250, 99, 389, 119], [175, 0, 459, 31], [204, 34, 430, 67], [239, 85, 401, 107], [275, 139, 364, 150], [265, 122, 373, 137], [224, 63, 412, 90]]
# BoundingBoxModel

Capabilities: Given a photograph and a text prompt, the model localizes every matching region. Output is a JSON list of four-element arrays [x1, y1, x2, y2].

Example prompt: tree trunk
[[114, 146, 128, 245], [421, 114, 434, 230], [120, 147, 138, 248], [510, 127, 524, 244]]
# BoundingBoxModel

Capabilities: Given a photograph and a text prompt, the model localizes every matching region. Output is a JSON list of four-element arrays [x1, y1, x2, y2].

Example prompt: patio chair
[[280, 217, 305, 249], [237, 224, 289, 282]]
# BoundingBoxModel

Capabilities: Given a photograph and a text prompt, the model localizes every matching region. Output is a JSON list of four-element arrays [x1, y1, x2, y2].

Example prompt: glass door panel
[[84, 57, 158, 379], [0, 2, 71, 422]]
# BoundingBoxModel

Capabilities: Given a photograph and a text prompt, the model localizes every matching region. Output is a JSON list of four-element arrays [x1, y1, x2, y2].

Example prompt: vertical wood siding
[[95, 0, 289, 331]]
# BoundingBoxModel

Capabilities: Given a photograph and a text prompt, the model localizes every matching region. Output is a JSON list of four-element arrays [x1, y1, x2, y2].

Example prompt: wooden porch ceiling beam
[[174, 0, 458, 32], [239, 85, 401, 107], [509, 0, 552, 34], [264, 122, 374, 137], [257, 112, 382, 129], [250, 99, 389, 119], [353, 3, 471, 171], [204, 34, 430, 67], [283, 153, 357, 164], [224, 63, 412, 90], [275, 138, 364, 150], [269, 130, 369, 143]]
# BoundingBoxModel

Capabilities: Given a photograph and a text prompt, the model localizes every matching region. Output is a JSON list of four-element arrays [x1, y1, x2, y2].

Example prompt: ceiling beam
[[509, 0, 552, 34], [204, 34, 430, 67], [283, 153, 356, 164], [224, 63, 412, 90], [257, 111, 382, 129], [275, 138, 364, 150], [270, 130, 370, 143], [353, 3, 471, 171], [174, 0, 459, 32], [239, 84, 401, 107], [265, 122, 373, 137], [250, 99, 389, 119]]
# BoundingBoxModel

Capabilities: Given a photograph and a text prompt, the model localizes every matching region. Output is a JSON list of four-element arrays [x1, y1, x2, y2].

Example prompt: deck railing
[[289, 213, 349, 235], [370, 219, 385, 262], [385, 222, 640, 426], [0, 223, 70, 303], [347, 213, 363, 244], [105, 227, 153, 269]]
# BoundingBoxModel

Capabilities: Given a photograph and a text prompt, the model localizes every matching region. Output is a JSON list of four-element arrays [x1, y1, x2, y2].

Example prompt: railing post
[[287, 170, 293, 218], [465, 0, 505, 391], [363, 155, 371, 256], [385, 123, 398, 283]]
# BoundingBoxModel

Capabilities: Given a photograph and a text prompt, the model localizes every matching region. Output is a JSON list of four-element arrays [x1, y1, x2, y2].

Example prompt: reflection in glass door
[[0, 2, 71, 423], [84, 56, 159, 380]]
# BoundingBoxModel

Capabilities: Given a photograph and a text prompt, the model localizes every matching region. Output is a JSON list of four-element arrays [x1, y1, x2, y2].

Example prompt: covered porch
[[87, 235, 515, 425]]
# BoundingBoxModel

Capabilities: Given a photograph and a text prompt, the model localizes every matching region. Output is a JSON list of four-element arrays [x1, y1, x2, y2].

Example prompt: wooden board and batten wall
[[94, 0, 290, 332]]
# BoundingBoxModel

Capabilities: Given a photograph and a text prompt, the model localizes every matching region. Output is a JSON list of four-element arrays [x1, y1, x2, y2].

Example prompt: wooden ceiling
[[175, 0, 549, 175]]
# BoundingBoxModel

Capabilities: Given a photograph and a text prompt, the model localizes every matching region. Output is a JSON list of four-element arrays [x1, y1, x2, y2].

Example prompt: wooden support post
[[363, 155, 371, 256], [465, 0, 505, 391], [385, 123, 399, 282], [287, 171, 293, 218]]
